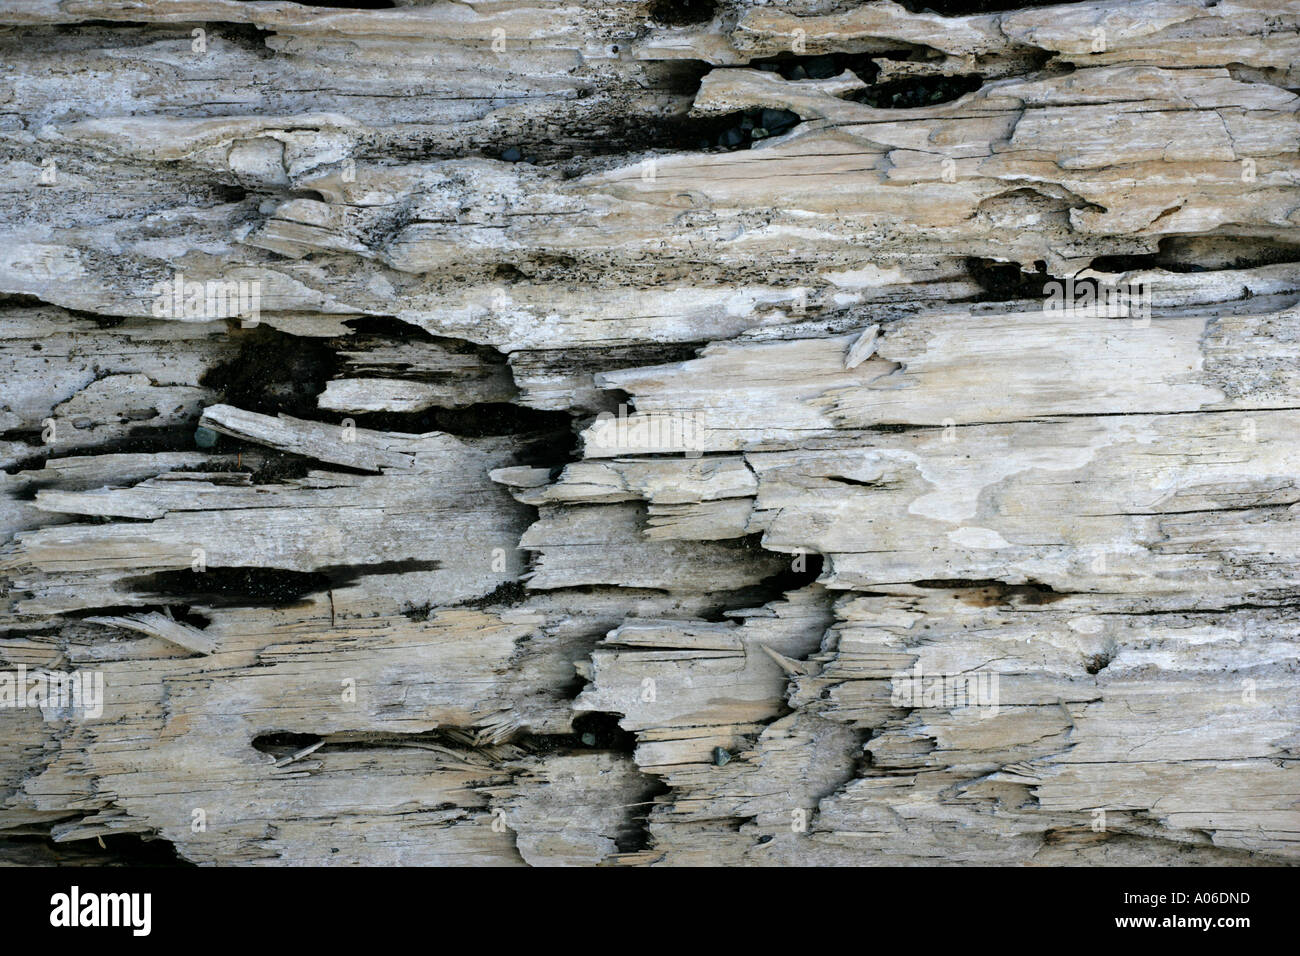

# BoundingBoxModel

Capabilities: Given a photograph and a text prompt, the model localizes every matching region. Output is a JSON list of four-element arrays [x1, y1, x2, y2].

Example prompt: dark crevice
[[518, 103, 796, 159], [601, 388, 637, 414], [825, 474, 881, 488], [125, 567, 333, 607], [750, 49, 985, 108], [42, 21, 275, 58], [847, 73, 983, 108], [560, 670, 592, 702], [0, 293, 132, 329], [2, 424, 208, 476], [913, 578, 1070, 607], [420, 81, 721, 165], [235, 0, 395, 6], [49, 20, 154, 31], [1088, 252, 1173, 273], [307, 559, 445, 580], [0, 831, 192, 867], [574, 712, 639, 751], [896, 0, 1087, 13], [416, 712, 635, 755], [451, 55, 818, 162], [252, 732, 323, 758], [680, 107, 802, 152], [182, 446, 323, 484], [864, 422, 935, 434], [0, 292, 113, 321], [198, 323, 574, 458], [615, 776, 670, 853], [214, 184, 248, 204], [123, 561, 440, 608], [749, 51, 895, 83], [964, 257, 1051, 301], [665, 572, 837, 624], [346, 403, 571, 439], [490, 264, 528, 283], [200, 325, 336, 420], [733, 53, 982, 119], [197, 22, 277, 57], [262, 717, 641, 759], [1084, 650, 1113, 675], [647, 0, 717, 26], [1091, 237, 1300, 274], [341, 315, 440, 343], [1097, 599, 1300, 617], [743, 535, 825, 595], [253, 730, 425, 760], [351, 403, 575, 465], [658, 58, 716, 96]]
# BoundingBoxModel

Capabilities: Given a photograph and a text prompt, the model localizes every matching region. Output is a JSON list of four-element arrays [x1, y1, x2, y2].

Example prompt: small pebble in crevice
[[749, 51, 891, 83], [847, 73, 983, 108], [691, 107, 802, 151], [498, 147, 538, 165], [747, 51, 984, 108], [572, 712, 638, 751], [513, 712, 639, 755]]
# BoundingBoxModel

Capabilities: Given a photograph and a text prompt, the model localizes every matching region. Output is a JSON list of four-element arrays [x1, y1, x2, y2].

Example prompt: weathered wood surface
[[0, 0, 1297, 865]]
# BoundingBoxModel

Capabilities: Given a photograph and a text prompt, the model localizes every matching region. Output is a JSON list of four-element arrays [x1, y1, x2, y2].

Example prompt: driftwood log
[[1, 0, 1298, 866]]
